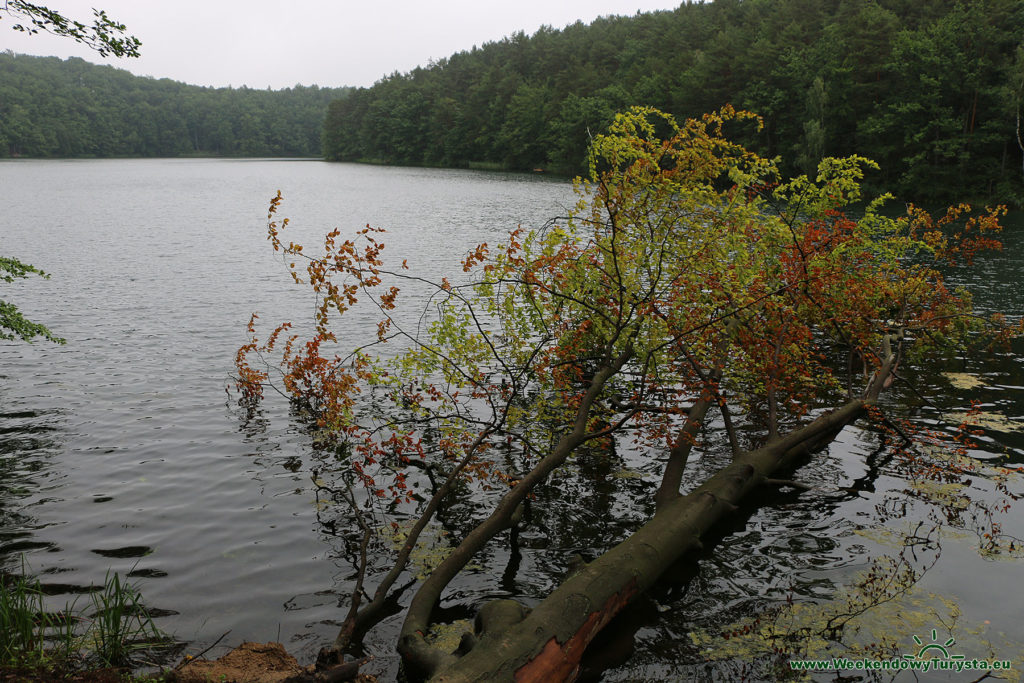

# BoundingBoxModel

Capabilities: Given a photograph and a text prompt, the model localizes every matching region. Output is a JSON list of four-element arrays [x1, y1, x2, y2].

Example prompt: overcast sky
[[2, 1, 682, 90]]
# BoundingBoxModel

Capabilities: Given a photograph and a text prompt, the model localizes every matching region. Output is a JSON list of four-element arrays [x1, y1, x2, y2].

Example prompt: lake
[[1, 159, 1022, 680]]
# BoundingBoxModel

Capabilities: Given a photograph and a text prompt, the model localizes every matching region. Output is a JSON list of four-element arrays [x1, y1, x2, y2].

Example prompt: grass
[[88, 571, 163, 667], [0, 569, 49, 665], [1, 559, 169, 675]]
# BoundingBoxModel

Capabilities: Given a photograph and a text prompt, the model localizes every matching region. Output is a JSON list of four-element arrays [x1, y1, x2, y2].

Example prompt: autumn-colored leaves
[[236, 107, 1013, 527]]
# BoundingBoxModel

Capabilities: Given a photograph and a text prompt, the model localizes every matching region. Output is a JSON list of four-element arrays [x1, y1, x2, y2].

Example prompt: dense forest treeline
[[324, 0, 1024, 203], [0, 51, 350, 158]]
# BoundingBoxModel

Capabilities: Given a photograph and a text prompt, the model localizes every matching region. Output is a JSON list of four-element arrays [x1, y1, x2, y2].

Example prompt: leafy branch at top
[[2, 1, 140, 58]]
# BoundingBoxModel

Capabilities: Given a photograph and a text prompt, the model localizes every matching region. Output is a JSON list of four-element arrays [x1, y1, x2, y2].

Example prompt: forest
[[0, 51, 349, 158], [7, 0, 1024, 204], [323, 0, 1024, 205]]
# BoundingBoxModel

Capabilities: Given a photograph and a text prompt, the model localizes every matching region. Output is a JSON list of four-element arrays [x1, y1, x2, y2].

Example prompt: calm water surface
[[0, 158, 575, 669], [1, 159, 1021, 680]]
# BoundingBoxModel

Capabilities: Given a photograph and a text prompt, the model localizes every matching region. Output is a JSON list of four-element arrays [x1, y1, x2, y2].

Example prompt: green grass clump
[[89, 571, 164, 667], [0, 569, 51, 665], [1, 559, 167, 673]]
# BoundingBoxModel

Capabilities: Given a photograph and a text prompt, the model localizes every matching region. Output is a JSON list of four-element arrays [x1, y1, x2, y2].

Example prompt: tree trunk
[[429, 398, 871, 682], [398, 345, 637, 677]]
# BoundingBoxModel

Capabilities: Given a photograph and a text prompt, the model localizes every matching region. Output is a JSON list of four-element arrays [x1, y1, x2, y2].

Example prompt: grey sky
[[2, 1, 682, 90]]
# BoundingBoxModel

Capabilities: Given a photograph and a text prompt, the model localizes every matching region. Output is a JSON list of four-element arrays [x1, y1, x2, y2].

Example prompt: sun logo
[[904, 629, 966, 661]]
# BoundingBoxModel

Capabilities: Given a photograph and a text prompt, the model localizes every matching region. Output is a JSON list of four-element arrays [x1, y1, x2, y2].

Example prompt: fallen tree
[[235, 107, 1018, 680]]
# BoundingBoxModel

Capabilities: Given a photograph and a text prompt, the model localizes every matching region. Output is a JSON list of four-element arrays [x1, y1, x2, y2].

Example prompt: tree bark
[[398, 344, 636, 677], [652, 390, 715, 511], [415, 338, 899, 681], [428, 397, 872, 682]]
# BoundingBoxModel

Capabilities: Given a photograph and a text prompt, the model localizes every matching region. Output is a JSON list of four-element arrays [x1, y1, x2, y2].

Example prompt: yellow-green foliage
[[382, 521, 480, 581], [943, 410, 1024, 434], [942, 372, 986, 390], [426, 619, 473, 654], [909, 479, 972, 511], [689, 555, 1023, 681]]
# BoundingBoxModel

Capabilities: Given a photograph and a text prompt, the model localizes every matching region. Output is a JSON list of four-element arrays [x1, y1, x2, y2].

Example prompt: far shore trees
[[0, 53, 346, 158], [1, 0, 136, 344], [236, 107, 1020, 680], [321, 0, 1024, 205]]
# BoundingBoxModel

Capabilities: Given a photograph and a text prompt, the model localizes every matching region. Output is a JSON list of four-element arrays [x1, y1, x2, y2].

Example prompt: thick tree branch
[[431, 396, 875, 682], [398, 342, 636, 677]]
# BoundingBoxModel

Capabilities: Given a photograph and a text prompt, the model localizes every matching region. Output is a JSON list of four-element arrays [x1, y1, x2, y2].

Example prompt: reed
[[1, 558, 166, 671], [88, 570, 164, 667], [0, 568, 51, 665]]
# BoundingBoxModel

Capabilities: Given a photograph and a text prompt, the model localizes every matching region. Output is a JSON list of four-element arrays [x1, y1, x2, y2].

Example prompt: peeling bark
[[428, 398, 872, 682]]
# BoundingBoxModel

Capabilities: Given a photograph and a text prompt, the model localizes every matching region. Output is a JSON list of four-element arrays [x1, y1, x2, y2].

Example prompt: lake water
[[1, 159, 1022, 680]]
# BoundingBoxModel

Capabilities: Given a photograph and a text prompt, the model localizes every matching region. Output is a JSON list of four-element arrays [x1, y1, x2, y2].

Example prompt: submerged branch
[[433, 395, 877, 681], [398, 342, 636, 677]]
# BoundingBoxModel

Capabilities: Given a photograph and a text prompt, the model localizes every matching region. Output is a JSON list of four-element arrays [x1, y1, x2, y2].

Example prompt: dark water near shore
[[1, 159, 1022, 680]]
